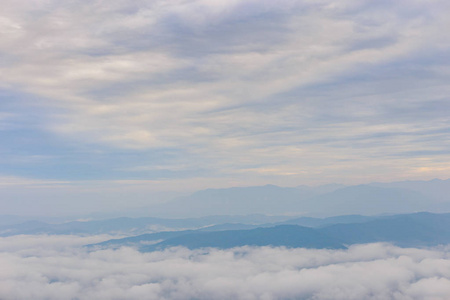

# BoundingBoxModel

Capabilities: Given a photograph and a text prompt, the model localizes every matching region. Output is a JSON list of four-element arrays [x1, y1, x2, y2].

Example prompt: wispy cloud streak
[[1, 0, 450, 190]]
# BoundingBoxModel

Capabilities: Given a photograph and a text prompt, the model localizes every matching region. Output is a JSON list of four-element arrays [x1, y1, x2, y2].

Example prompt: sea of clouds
[[0, 235, 449, 300]]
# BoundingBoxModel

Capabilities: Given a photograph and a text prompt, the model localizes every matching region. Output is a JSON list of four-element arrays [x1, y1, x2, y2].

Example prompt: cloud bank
[[1, 235, 449, 299]]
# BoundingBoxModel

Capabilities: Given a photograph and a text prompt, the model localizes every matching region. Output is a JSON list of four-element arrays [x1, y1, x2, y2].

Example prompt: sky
[[1, 0, 450, 214], [1, 235, 450, 299]]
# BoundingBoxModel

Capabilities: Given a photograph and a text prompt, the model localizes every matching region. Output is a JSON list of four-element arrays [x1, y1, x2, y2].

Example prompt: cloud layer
[[1, 0, 450, 212], [0, 0, 449, 178], [1, 235, 449, 299]]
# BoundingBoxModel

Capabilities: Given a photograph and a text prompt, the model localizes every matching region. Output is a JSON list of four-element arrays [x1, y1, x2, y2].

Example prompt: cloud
[[0, 235, 449, 299], [0, 0, 450, 189], [0, 176, 70, 187]]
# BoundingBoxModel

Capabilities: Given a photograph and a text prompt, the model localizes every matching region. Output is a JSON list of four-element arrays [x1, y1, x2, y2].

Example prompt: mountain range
[[145, 179, 450, 217], [0, 214, 292, 236], [2, 179, 449, 237], [89, 212, 450, 251]]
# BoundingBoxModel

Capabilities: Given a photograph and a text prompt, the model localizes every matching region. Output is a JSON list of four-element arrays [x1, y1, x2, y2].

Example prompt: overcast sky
[[1, 0, 450, 214]]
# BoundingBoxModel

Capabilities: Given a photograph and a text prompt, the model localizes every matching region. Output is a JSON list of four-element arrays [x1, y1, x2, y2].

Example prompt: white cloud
[[0, 235, 449, 299], [0, 176, 69, 187], [1, 0, 450, 185]]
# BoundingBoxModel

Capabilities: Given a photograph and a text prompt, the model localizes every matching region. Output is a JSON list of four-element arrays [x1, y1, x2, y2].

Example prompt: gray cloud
[[1, 0, 450, 190], [0, 235, 449, 299]]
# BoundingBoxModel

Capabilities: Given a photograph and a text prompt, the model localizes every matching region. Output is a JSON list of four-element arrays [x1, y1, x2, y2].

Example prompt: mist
[[1, 235, 449, 300]]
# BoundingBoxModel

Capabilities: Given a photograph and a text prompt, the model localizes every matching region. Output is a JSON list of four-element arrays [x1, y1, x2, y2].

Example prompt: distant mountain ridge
[[147, 179, 450, 217], [320, 212, 450, 247], [304, 184, 431, 216], [2, 179, 449, 236], [0, 214, 292, 236], [370, 178, 450, 202], [148, 184, 315, 217], [142, 225, 346, 251], [89, 212, 450, 251]]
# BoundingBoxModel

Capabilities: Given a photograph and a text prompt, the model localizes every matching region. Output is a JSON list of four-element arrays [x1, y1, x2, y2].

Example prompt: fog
[[0, 235, 449, 299]]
